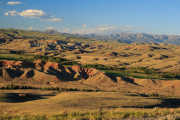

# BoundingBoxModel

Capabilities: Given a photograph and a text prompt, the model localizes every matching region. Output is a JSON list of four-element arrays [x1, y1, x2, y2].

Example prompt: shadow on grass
[[123, 98, 180, 108], [0, 93, 53, 103], [105, 72, 140, 86]]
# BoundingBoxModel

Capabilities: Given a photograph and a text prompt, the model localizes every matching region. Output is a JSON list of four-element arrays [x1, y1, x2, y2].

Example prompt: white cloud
[[71, 25, 116, 34], [62, 28, 70, 33], [82, 24, 87, 28], [28, 26, 33, 30], [46, 26, 55, 30], [4, 9, 62, 22], [47, 18, 62, 22], [71, 25, 136, 34], [7, 1, 22, 5], [4, 10, 18, 16], [19, 9, 45, 18], [96, 25, 116, 31]]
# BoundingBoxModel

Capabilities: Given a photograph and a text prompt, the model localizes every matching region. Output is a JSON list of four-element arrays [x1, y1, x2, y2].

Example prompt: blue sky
[[0, 0, 180, 34]]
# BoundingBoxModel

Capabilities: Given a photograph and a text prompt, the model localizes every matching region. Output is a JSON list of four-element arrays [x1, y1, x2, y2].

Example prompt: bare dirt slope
[[0, 60, 180, 96]]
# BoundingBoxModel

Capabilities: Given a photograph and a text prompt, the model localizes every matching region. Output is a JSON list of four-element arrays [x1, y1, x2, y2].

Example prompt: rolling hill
[[0, 29, 180, 95], [1, 29, 180, 119]]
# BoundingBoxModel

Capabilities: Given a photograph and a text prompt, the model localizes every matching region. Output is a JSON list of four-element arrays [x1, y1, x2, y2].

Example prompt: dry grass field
[[0, 90, 179, 120]]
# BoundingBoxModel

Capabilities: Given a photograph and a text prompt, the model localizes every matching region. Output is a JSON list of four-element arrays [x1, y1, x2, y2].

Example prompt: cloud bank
[[5, 9, 62, 22]]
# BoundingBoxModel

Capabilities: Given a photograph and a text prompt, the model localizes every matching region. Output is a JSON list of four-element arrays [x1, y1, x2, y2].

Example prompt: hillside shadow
[[47, 66, 89, 81], [47, 67, 75, 81], [121, 76, 139, 86], [0, 93, 52, 103], [123, 98, 180, 108], [6, 68, 24, 78], [105, 72, 139, 85]]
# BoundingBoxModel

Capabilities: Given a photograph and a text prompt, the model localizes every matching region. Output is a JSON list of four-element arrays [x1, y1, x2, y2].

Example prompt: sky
[[0, 0, 180, 35]]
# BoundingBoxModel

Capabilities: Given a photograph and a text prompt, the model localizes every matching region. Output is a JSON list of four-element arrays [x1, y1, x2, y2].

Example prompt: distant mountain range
[[77, 33, 180, 45], [45, 29, 180, 45]]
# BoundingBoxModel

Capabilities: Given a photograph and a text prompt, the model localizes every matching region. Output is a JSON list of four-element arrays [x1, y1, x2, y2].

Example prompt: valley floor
[[0, 90, 180, 120]]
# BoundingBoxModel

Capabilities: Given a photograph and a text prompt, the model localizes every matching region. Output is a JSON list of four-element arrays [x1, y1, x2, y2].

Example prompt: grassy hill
[[1, 29, 180, 75]]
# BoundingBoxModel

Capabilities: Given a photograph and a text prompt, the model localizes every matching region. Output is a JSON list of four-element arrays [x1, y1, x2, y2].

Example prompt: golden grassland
[[0, 90, 179, 120]]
